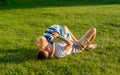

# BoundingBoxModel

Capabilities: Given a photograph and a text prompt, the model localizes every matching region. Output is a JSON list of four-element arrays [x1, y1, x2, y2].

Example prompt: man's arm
[[57, 35, 73, 53], [49, 43, 55, 58], [52, 32, 73, 53]]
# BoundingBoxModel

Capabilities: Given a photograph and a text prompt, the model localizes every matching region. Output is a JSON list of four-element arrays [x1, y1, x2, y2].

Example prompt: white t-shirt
[[54, 42, 78, 58]]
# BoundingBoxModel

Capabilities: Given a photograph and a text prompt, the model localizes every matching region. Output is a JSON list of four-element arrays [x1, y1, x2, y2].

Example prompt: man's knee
[[89, 27, 96, 33]]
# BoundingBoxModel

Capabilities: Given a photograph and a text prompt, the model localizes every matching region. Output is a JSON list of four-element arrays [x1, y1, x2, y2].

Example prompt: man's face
[[43, 47, 51, 58], [42, 50, 49, 58]]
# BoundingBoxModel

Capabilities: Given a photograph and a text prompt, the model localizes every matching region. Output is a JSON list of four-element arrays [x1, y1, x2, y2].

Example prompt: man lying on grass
[[37, 24, 98, 59]]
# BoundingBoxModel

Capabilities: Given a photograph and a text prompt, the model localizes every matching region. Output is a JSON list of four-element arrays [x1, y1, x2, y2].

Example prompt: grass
[[0, 0, 120, 75]]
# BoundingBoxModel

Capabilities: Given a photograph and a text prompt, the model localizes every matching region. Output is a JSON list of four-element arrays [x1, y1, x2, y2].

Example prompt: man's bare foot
[[85, 44, 98, 50], [89, 44, 98, 49]]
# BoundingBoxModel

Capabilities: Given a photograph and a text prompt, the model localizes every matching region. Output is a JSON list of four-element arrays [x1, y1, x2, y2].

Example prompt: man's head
[[38, 50, 50, 59]]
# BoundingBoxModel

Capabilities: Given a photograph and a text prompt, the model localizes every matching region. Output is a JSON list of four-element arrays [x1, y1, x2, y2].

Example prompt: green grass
[[0, 0, 120, 75]]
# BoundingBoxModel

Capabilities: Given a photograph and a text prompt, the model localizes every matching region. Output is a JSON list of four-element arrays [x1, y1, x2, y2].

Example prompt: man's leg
[[77, 27, 97, 49]]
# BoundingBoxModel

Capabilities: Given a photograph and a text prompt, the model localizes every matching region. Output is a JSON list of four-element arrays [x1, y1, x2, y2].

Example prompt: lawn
[[0, 0, 120, 75]]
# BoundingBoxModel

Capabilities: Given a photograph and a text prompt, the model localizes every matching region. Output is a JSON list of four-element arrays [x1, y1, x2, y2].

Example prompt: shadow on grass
[[0, 48, 39, 64], [0, 0, 120, 10]]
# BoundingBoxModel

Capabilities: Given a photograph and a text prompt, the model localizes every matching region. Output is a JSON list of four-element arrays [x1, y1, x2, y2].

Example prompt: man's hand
[[52, 32, 60, 38], [49, 55, 54, 59]]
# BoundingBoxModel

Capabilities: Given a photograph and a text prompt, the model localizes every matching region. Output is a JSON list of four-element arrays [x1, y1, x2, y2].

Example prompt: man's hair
[[38, 51, 48, 59]]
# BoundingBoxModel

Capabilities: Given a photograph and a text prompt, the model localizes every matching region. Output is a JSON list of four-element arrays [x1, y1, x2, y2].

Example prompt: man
[[37, 24, 97, 59]]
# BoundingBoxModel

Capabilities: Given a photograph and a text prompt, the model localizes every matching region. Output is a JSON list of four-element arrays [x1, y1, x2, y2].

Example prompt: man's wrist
[[57, 35, 62, 38], [64, 50, 67, 54]]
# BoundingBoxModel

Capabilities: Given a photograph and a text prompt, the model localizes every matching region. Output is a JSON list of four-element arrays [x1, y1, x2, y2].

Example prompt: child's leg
[[62, 26, 78, 42]]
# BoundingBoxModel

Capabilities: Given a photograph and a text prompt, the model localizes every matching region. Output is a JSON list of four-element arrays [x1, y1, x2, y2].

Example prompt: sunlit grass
[[0, 0, 120, 75]]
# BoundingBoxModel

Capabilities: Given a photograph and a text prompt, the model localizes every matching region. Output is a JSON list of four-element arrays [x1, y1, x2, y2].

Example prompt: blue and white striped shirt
[[43, 24, 64, 43]]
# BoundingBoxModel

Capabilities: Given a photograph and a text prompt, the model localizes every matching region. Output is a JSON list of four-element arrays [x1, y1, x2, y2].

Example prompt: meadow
[[0, 0, 120, 75]]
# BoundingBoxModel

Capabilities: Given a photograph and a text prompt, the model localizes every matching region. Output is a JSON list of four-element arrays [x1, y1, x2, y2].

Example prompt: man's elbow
[[68, 41, 73, 47]]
